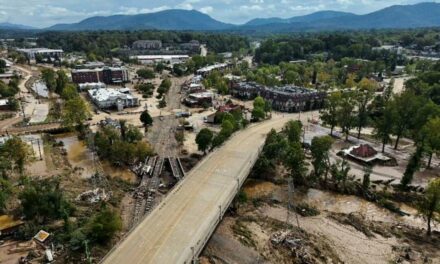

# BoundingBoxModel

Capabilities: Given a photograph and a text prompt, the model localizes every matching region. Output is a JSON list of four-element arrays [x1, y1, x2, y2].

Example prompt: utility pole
[[37, 138, 42, 160], [286, 177, 300, 229]]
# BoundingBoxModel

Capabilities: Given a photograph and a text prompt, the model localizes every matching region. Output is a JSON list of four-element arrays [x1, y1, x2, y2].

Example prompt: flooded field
[[55, 134, 137, 182], [56, 134, 95, 178]]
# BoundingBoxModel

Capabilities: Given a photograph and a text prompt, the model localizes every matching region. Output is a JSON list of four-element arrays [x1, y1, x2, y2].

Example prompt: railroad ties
[[131, 156, 186, 227]]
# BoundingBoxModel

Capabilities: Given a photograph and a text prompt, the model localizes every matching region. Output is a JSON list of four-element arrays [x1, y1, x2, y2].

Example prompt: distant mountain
[[48, 9, 233, 31], [240, 2, 440, 33], [0, 22, 35, 30], [245, 11, 355, 26], [43, 2, 440, 32]]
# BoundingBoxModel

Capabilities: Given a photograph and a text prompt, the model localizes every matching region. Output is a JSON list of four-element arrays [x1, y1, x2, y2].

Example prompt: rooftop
[[17, 48, 63, 53], [0, 215, 24, 232], [197, 63, 228, 73], [34, 230, 50, 243], [88, 88, 135, 102], [131, 55, 189, 60]]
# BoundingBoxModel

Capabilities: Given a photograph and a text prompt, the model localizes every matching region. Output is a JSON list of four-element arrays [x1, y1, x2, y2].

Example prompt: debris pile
[[75, 188, 109, 203], [270, 231, 313, 264]]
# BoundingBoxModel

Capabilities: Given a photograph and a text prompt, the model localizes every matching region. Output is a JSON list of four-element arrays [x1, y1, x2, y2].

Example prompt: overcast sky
[[0, 0, 437, 28]]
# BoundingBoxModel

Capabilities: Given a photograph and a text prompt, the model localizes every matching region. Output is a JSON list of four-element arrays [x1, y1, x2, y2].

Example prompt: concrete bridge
[[101, 114, 296, 264]]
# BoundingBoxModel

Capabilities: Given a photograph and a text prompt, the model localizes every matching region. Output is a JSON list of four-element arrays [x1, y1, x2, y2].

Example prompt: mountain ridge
[[2, 2, 440, 32]]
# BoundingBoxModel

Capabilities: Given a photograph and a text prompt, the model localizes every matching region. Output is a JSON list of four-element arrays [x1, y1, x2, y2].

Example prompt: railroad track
[[130, 77, 187, 227]]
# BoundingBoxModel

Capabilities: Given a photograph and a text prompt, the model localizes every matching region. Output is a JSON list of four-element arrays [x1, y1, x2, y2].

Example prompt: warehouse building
[[130, 55, 189, 65], [16, 48, 64, 60]]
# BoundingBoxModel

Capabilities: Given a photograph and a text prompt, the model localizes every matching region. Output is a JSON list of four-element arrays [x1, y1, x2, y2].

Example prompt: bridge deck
[[101, 114, 295, 264]]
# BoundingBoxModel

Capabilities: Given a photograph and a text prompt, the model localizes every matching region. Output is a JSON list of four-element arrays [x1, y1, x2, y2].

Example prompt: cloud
[[199, 6, 214, 14]]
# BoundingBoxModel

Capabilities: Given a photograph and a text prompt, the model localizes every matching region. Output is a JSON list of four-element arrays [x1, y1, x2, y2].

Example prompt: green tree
[[391, 91, 424, 149], [158, 98, 167, 108], [310, 136, 333, 182], [401, 146, 424, 187], [140, 110, 153, 127], [2, 137, 32, 175], [62, 97, 90, 130], [19, 179, 74, 223], [56, 70, 69, 94], [125, 125, 143, 143], [252, 107, 265, 121], [330, 159, 351, 190], [422, 117, 440, 168], [284, 120, 303, 143], [88, 208, 122, 244], [373, 104, 395, 153], [355, 83, 374, 139], [253, 96, 265, 109], [320, 92, 341, 136], [220, 120, 234, 138], [284, 142, 307, 185], [0, 177, 12, 213], [337, 92, 356, 141], [41, 69, 56, 92], [417, 178, 440, 235], [155, 63, 166, 73], [196, 128, 214, 154], [136, 68, 155, 79], [61, 84, 79, 100]]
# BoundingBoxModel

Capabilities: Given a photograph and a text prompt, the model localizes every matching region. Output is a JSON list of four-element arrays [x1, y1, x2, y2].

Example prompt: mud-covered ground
[[201, 180, 440, 264]]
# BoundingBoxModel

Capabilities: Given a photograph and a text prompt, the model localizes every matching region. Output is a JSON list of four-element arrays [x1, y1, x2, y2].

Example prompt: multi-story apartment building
[[71, 67, 129, 84]]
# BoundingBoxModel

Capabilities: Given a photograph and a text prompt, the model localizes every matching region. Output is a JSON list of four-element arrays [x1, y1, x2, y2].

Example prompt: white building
[[16, 48, 64, 60], [196, 63, 229, 76], [79, 82, 106, 91], [88, 88, 139, 111], [131, 55, 189, 65]]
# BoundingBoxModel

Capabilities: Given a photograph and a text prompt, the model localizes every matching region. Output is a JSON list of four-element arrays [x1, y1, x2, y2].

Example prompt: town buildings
[[132, 40, 162, 50], [196, 63, 230, 77], [16, 48, 64, 60], [130, 55, 189, 65], [180, 40, 201, 52], [231, 82, 326, 112], [88, 88, 138, 111], [71, 67, 129, 85], [183, 91, 214, 107]]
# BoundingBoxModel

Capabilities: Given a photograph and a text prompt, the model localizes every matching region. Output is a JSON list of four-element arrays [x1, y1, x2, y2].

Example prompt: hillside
[[48, 9, 233, 31], [8, 2, 440, 32], [0, 22, 35, 30]]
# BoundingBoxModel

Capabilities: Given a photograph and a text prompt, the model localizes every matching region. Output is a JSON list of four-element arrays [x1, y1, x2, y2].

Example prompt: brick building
[[71, 67, 129, 85], [231, 82, 326, 113]]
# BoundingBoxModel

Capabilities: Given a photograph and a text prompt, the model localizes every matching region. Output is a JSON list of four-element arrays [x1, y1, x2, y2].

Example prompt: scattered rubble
[[75, 188, 110, 203]]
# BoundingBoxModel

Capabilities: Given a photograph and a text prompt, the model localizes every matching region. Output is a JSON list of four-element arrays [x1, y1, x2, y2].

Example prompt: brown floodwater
[[56, 134, 95, 178], [56, 134, 137, 182]]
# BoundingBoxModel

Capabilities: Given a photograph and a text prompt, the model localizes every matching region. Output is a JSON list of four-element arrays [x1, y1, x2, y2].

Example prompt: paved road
[[101, 113, 297, 264]]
